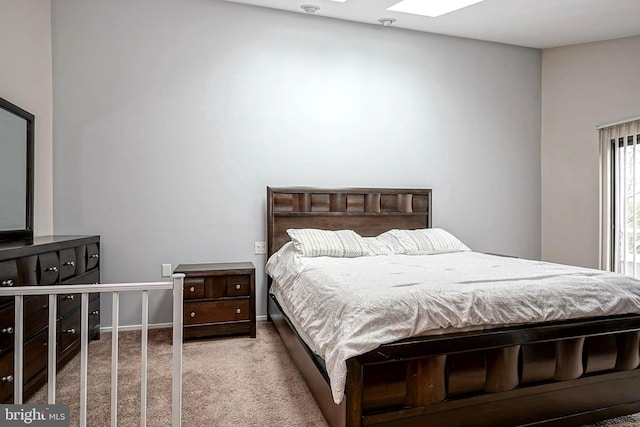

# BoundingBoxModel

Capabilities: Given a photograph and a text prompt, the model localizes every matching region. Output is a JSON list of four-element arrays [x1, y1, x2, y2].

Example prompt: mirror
[[0, 97, 34, 241]]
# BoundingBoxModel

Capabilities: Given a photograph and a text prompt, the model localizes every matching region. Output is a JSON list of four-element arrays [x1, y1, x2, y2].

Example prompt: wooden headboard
[[267, 187, 432, 257]]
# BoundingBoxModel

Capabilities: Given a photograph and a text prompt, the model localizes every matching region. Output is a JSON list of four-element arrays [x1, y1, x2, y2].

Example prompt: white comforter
[[266, 245, 640, 404]]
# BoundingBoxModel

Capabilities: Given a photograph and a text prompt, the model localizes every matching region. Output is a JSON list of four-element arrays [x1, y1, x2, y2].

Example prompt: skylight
[[387, 0, 484, 17]]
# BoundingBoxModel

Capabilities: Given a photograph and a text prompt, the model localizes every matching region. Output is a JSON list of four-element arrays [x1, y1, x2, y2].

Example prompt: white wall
[[51, 0, 542, 326], [541, 36, 640, 268], [0, 0, 54, 236]]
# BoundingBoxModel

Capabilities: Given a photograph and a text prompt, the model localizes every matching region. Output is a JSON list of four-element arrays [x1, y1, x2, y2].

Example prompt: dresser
[[174, 262, 255, 339], [0, 235, 101, 403]]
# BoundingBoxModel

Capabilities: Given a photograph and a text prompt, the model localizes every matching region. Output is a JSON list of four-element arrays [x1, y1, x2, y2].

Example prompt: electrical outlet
[[254, 241, 266, 254], [161, 263, 172, 277]]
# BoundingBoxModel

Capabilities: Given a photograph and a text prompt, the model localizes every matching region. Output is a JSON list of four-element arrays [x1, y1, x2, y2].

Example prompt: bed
[[265, 186, 640, 427]]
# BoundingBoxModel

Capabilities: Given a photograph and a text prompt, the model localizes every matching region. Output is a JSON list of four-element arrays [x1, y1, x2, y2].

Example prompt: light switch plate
[[161, 263, 172, 277]]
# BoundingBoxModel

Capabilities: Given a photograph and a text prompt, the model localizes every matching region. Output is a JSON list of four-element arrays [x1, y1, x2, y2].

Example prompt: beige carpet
[[28, 322, 640, 427]]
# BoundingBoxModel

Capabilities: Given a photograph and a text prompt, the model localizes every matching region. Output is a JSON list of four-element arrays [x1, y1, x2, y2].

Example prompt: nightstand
[[174, 262, 256, 339]]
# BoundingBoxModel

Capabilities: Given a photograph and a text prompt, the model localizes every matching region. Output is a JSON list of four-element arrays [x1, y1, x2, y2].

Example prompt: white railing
[[0, 273, 185, 427]]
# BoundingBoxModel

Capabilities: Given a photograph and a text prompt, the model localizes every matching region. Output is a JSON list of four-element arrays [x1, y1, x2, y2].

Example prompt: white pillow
[[375, 230, 409, 254], [377, 228, 470, 255], [362, 237, 393, 256], [286, 229, 370, 258]]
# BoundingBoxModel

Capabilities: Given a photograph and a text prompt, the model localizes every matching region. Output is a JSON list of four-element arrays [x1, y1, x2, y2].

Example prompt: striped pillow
[[377, 228, 470, 255], [287, 229, 371, 258]]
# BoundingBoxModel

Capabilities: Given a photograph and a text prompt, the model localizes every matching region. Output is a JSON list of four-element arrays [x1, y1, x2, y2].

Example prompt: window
[[600, 118, 640, 276]]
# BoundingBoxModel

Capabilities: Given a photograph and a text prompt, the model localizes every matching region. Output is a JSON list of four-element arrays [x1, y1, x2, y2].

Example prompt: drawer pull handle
[[90, 310, 100, 316], [189, 286, 195, 292], [63, 261, 76, 267], [64, 328, 76, 334], [45, 266, 58, 272], [43, 305, 48, 309], [1, 279, 13, 287], [1, 375, 13, 383], [1, 327, 14, 334], [235, 284, 241, 290], [89, 254, 99, 259], [63, 295, 75, 300], [190, 312, 196, 318], [236, 308, 241, 314]]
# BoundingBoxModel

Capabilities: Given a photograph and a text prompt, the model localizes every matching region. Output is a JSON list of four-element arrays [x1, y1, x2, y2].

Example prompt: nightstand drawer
[[226, 275, 250, 296], [183, 279, 205, 299], [184, 299, 249, 325]]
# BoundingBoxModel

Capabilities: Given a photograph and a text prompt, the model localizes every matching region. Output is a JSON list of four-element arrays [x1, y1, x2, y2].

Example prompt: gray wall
[[0, 0, 54, 236], [51, 0, 542, 327], [541, 36, 640, 269]]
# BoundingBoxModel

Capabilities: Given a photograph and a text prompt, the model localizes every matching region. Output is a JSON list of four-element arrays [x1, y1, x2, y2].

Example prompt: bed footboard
[[270, 293, 640, 427], [346, 317, 640, 427]]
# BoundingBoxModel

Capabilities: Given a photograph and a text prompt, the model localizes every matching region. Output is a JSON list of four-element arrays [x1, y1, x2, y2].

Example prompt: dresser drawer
[[0, 305, 13, 355], [183, 278, 204, 299], [24, 330, 48, 384], [0, 351, 12, 403], [37, 252, 60, 285], [74, 245, 87, 275], [24, 295, 49, 338], [0, 261, 17, 288], [0, 330, 49, 400], [59, 248, 77, 280], [0, 259, 17, 307], [184, 299, 249, 325], [58, 293, 81, 318], [89, 298, 100, 335], [86, 244, 100, 270], [58, 310, 81, 355], [226, 275, 250, 296], [0, 296, 50, 355]]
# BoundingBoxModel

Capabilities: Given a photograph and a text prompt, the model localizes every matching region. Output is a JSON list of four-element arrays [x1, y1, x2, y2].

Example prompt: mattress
[[266, 244, 640, 404]]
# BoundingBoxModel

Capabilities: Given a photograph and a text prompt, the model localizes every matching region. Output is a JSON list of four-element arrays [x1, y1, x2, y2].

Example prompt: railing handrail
[[0, 281, 173, 296]]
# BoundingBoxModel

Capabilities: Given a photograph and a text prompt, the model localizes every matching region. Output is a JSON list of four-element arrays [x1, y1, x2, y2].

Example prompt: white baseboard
[[100, 322, 173, 333], [100, 315, 269, 333]]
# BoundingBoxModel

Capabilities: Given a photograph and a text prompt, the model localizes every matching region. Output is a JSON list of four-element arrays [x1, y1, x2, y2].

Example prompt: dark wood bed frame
[[266, 186, 640, 427]]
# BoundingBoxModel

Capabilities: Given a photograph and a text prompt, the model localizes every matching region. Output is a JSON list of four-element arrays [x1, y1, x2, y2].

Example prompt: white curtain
[[599, 118, 640, 276]]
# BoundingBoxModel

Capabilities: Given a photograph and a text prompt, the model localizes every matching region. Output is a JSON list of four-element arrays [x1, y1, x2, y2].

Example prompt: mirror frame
[[0, 97, 34, 242]]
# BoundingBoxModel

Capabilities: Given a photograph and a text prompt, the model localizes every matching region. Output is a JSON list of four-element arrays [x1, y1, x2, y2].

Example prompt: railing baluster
[[13, 295, 24, 404], [80, 292, 89, 427], [141, 290, 149, 427], [172, 274, 184, 427], [111, 291, 120, 427], [48, 294, 58, 404]]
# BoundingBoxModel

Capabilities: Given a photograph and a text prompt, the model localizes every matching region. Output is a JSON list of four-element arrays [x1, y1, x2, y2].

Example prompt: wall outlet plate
[[254, 241, 266, 254]]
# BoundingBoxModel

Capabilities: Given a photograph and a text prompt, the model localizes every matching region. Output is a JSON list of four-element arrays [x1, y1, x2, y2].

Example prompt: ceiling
[[224, 0, 640, 49]]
